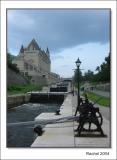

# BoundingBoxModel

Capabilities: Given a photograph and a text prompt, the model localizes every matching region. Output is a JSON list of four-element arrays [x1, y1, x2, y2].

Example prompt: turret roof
[[46, 47, 50, 54], [20, 45, 24, 53], [27, 39, 40, 50]]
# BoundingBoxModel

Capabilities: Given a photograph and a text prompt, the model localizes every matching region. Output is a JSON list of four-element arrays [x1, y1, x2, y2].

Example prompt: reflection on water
[[7, 103, 60, 147]]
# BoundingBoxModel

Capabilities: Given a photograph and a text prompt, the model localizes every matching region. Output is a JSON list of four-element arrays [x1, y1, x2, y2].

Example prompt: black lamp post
[[72, 69, 76, 96], [75, 57, 81, 116]]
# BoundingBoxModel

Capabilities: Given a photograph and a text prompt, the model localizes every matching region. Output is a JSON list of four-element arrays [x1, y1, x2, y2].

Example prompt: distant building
[[12, 39, 60, 85]]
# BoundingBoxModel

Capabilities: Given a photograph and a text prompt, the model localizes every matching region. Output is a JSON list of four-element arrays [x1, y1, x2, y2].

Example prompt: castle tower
[[46, 47, 50, 57], [20, 45, 24, 53]]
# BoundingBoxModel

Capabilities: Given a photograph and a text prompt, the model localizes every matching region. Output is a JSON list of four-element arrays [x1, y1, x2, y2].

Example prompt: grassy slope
[[8, 84, 43, 95], [82, 91, 110, 107]]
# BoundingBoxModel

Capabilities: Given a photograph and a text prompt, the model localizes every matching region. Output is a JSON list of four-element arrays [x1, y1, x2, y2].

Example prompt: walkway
[[31, 93, 74, 147], [31, 93, 110, 148]]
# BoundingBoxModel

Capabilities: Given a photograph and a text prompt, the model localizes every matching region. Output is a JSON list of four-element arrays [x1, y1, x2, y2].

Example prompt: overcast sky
[[7, 9, 110, 77]]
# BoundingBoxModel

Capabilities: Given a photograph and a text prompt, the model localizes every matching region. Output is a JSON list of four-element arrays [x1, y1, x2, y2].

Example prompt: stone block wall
[[95, 83, 110, 91], [31, 75, 47, 85], [7, 94, 31, 109], [7, 68, 29, 87]]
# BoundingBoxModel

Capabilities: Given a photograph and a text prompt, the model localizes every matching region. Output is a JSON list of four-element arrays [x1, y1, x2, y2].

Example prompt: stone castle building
[[12, 39, 60, 85]]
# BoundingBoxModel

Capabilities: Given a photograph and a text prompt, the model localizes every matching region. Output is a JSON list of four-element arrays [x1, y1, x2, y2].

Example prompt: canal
[[7, 103, 61, 147]]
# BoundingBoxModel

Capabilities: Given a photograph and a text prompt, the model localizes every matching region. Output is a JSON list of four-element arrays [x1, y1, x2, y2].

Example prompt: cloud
[[51, 42, 109, 77], [7, 10, 110, 77], [51, 55, 64, 60], [7, 10, 35, 30], [7, 9, 110, 54], [60, 65, 70, 68]]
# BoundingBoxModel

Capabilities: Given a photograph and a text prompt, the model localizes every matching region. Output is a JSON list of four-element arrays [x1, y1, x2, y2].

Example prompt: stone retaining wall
[[83, 82, 110, 92], [7, 93, 65, 109], [7, 68, 29, 87], [95, 83, 110, 91], [7, 94, 31, 109]]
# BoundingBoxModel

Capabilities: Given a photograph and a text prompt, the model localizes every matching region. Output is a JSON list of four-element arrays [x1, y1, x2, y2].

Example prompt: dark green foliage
[[7, 53, 19, 73], [83, 70, 94, 82], [93, 53, 110, 82]]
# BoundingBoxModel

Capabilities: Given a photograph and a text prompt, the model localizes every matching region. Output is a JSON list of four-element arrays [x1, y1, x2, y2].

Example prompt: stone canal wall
[[7, 94, 31, 109], [7, 92, 66, 109]]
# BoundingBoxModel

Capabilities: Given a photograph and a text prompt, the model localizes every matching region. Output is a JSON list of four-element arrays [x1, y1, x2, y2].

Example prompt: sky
[[7, 9, 110, 77]]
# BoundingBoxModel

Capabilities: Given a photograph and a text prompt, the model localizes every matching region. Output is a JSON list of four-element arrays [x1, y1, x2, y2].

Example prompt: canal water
[[7, 103, 61, 147]]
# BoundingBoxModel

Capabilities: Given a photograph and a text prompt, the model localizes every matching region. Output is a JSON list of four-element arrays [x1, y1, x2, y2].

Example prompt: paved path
[[31, 94, 74, 147], [90, 89, 110, 98], [31, 93, 110, 148], [96, 104, 110, 121]]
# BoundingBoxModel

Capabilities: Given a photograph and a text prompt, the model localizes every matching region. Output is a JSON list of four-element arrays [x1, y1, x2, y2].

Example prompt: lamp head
[[75, 57, 81, 67]]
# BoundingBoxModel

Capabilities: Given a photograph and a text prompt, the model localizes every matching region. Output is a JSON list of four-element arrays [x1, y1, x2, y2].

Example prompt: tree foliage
[[83, 70, 94, 82], [7, 53, 19, 73], [73, 53, 110, 83], [93, 53, 110, 82]]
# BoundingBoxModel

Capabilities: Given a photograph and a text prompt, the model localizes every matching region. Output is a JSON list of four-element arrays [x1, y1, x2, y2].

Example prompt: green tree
[[83, 70, 94, 82], [7, 53, 19, 73], [95, 66, 100, 72], [95, 53, 110, 82], [76, 53, 110, 83]]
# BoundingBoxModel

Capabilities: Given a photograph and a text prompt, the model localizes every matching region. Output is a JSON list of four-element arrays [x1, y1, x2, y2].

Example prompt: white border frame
[[1, 1, 117, 159]]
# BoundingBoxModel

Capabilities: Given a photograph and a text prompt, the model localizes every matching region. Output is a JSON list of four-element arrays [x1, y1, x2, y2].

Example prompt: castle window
[[25, 72, 28, 76], [34, 67, 37, 72], [32, 79, 35, 83], [29, 45, 33, 51], [30, 65, 33, 71], [24, 63, 28, 70], [42, 75, 46, 78], [20, 72, 24, 76]]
